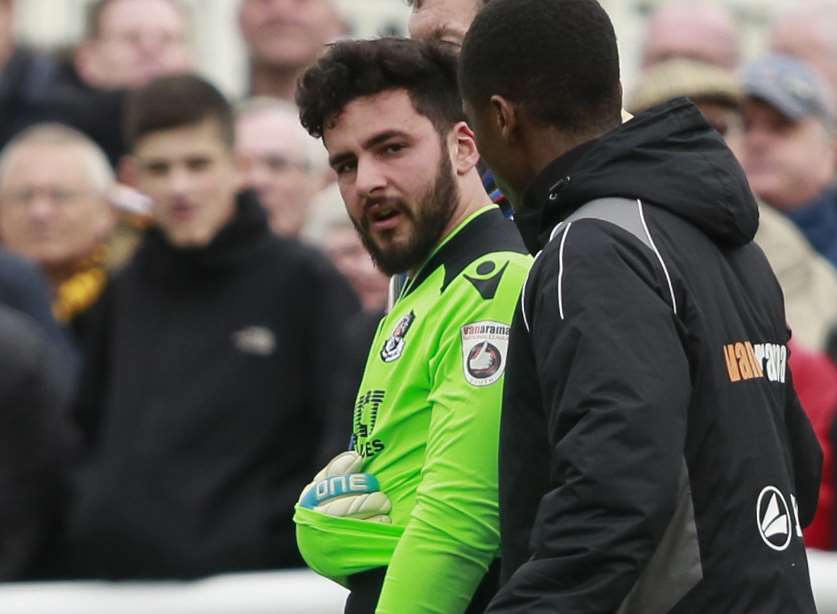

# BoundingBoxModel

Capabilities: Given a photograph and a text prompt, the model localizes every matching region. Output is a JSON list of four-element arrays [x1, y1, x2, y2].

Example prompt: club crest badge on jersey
[[381, 310, 416, 363], [461, 320, 510, 386]]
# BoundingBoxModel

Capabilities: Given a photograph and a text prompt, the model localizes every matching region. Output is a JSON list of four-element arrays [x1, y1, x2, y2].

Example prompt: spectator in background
[[406, 0, 485, 46], [789, 343, 837, 550], [628, 59, 837, 352], [641, 0, 739, 70], [54, 0, 192, 165], [322, 224, 388, 316], [628, 59, 743, 148], [0, 305, 77, 580], [304, 185, 389, 315], [238, 0, 345, 101], [0, 0, 62, 150], [0, 124, 115, 344], [770, 2, 837, 103], [235, 97, 326, 238], [72, 0, 190, 91], [58, 74, 357, 580], [741, 55, 837, 269]]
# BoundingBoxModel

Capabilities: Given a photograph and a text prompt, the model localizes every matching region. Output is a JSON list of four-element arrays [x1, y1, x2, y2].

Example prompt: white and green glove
[[298, 451, 392, 523]]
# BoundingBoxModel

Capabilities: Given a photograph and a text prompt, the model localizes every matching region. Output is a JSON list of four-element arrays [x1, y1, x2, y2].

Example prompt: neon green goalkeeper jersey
[[295, 205, 530, 613]]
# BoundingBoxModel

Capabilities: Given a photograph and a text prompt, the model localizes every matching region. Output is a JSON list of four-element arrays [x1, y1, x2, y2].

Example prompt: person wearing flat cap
[[741, 54, 837, 268]]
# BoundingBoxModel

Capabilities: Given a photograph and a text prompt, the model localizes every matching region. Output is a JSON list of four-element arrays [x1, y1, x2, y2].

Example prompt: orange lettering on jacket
[[722, 341, 787, 384]]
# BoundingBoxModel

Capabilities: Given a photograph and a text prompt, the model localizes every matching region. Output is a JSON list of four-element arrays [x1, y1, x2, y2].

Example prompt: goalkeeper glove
[[298, 451, 391, 523]]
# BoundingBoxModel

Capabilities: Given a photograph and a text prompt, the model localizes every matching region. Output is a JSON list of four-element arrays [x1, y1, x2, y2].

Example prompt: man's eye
[[265, 156, 291, 172], [186, 158, 211, 171], [145, 163, 169, 176], [382, 143, 406, 155], [335, 160, 357, 175]]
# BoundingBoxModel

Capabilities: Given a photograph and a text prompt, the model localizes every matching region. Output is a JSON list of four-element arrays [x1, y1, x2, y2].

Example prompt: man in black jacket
[[59, 74, 358, 579], [459, 0, 822, 612]]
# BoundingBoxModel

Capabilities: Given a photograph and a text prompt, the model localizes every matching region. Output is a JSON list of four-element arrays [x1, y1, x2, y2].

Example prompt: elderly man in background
[[238, 0, 345, 101], [641, 0, 739, 70], [235, 97, 326, 238], [0, 124, 116, 343], [741, 55, 837, 269]]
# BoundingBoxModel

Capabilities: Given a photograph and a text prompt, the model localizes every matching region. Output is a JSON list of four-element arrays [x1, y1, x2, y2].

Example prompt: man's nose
[[743, 124, 771, 151], [354, 157, 387, 197], [168, 167, 194, 194], [244, 162, 270, 190], [28, 192, 55, 222]]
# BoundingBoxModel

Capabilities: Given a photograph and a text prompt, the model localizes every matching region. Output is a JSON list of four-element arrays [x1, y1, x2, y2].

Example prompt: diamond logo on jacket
[[232, 326, 276, 356], [756, 485, 792, 551]]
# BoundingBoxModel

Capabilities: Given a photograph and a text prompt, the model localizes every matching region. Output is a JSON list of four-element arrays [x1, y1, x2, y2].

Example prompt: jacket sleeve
[[489, 221, 691, 613], [374, 262, 528, 614]]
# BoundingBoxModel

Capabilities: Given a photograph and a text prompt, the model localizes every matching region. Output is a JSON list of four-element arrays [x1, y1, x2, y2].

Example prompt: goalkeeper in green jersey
[[293, 38, 531, 614]]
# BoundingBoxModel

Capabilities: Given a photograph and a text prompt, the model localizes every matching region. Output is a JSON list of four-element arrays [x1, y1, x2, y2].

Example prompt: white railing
[[0, 551, 834, 614], [0, 569, 348, 614], [809, 549, 837, 613]]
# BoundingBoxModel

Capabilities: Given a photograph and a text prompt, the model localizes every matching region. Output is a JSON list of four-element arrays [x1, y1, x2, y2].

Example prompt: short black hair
[[460, 0, 622, 134], [124, 73, 235, 150], [296, 37, 464, 139]]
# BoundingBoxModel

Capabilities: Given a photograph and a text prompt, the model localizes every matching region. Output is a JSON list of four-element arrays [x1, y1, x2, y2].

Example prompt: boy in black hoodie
[[59, 74, 357, 579]]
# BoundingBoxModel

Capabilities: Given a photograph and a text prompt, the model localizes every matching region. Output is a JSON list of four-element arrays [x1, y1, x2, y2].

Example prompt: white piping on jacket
[[557, 223, 573, 320], [637, 199, 678, 315]]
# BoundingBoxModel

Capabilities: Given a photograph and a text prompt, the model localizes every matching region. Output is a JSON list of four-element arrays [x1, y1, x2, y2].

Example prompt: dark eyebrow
[[362, 130, 410, 150], [328, 130, 410, 169]]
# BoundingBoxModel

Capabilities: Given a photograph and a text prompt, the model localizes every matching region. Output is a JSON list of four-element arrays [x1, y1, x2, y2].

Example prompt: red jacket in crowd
[[793, 342, 837, 550]]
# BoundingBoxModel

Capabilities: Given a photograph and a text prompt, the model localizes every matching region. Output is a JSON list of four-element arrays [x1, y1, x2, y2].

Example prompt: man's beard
[[353, 151, 459, 277]]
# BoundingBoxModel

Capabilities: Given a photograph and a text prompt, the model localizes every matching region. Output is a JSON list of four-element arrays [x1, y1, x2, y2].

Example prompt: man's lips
[[170, 202, 196, 222], [365, 201, 404, 232]]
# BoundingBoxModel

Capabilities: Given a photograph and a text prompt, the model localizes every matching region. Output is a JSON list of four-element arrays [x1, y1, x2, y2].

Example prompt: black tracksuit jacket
[[489, 99, 822, 613], [60, 193, 359, 579]]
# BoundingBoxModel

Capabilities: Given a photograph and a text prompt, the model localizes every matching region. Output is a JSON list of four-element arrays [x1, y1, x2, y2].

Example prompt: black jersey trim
[[405, 207, 527, 298]]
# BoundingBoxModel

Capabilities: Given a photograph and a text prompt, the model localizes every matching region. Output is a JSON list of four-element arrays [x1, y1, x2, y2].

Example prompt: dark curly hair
[[296, 37, 464, 140]]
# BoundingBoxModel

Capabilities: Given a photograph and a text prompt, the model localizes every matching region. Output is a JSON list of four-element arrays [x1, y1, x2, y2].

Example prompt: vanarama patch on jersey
[[294, 205, 531, 612], [461, 321, 510, 386]]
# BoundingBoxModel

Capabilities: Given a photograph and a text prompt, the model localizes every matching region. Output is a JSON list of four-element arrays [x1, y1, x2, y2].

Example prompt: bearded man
[[293, 38, 531, 614]]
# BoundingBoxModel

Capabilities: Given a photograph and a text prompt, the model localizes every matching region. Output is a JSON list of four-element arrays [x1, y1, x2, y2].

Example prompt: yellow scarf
[[52, 248, 108, 323]]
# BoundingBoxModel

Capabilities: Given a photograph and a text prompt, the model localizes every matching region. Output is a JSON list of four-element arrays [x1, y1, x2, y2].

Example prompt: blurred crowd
[[0, 0, 834, 582]]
